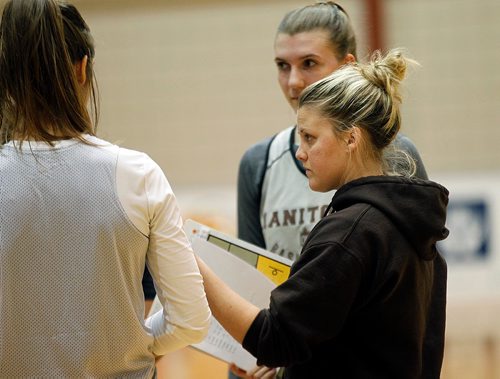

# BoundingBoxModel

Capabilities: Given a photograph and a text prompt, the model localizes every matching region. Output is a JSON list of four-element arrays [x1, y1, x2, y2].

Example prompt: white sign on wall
[[434, 172, 500, 303]]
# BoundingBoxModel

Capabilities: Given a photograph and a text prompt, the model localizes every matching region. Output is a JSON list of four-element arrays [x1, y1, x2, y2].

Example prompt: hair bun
[[361, 49, 413, 105], [298, 47, 419, 177]]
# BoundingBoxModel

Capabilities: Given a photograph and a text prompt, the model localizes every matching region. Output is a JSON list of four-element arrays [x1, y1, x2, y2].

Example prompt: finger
[[229, 363, 248, 377], [252, 366, 277, 378], [262, 369, 278, 379], [246, 365, 261, 376]]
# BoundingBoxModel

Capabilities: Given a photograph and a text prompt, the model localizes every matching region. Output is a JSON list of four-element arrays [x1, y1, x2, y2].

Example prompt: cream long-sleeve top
[[0, 136, 211, 378]]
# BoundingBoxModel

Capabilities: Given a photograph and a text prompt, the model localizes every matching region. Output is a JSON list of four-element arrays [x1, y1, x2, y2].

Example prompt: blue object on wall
[[438, 199, 490, 263]]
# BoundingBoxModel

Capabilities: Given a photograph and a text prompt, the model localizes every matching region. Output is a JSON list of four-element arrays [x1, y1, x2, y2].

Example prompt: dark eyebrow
[[274, 54, 321, 63], [301, 54, 321, 60]]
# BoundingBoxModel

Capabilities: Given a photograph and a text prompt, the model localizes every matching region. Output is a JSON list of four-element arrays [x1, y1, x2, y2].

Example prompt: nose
[[288, 67, 305, 92], [295, 143, 306, 162]]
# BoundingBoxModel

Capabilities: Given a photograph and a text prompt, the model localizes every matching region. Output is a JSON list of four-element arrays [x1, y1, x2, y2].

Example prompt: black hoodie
[[243, 176, 449, 379]]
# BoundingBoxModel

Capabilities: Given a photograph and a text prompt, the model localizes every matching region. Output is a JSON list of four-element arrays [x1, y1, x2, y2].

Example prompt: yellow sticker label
[[256, 256, 291, 285]]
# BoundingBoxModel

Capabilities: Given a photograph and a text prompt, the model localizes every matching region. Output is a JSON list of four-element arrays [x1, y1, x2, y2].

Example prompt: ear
[[75, 55, 88, 85], [343, 53, 356, 64], [346, 126, 361, 151]]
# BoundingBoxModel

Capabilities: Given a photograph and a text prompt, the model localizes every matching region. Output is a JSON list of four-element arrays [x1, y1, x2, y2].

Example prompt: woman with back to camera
[[0, 1, 210, 377], [201, 49, 449, 379]]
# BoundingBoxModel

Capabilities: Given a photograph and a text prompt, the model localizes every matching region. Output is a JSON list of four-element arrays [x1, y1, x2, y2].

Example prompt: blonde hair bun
[[361, 49, 417, 107]]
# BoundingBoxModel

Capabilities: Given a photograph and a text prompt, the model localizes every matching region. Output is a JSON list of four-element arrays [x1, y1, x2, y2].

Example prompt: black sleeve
[[142, 266, 156, 300], [394, 134, 429, 180], [242, 242, 364, 368], [237, 138, 272, 248]]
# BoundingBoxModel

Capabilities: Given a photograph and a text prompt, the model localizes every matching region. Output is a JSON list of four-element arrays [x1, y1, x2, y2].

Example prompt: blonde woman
[[201, 50, 448, 379]]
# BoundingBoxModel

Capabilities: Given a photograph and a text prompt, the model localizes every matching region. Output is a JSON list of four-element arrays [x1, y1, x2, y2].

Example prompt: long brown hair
[[0, 0, 99, 145]]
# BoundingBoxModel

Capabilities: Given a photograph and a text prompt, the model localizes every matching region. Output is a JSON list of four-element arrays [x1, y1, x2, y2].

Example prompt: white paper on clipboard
[[147, 238, 277, 371], [191, 237, 276, 371], [149, 220, 292, 370]]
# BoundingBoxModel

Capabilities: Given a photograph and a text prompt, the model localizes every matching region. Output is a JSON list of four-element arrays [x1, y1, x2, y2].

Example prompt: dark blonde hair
[[299, 49, 417, 176], [0, 0, 98, 145], [277, 1, 357, 60]]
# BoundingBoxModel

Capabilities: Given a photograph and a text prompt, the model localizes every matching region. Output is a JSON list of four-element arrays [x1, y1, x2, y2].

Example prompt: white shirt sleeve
[[116, 147, 211, 355]]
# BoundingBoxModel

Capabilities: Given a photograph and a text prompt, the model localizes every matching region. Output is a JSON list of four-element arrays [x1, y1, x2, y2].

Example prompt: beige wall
[[386, 0, 500, 173], [66, 0, 500, 193], [0, 0, 496, 190], [69, 1, 370, 191], [77, 1, 300, 189], [57, 0, 499, 232]]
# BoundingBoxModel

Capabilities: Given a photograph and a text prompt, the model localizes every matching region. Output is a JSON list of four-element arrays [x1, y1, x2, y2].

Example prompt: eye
[[302, 59, 317, 69], [275, 60, 290, 71], [301, 132, 315, 144]]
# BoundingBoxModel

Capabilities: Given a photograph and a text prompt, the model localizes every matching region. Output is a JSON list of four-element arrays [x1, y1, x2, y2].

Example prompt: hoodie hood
[[328, 176, 449, 260]]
